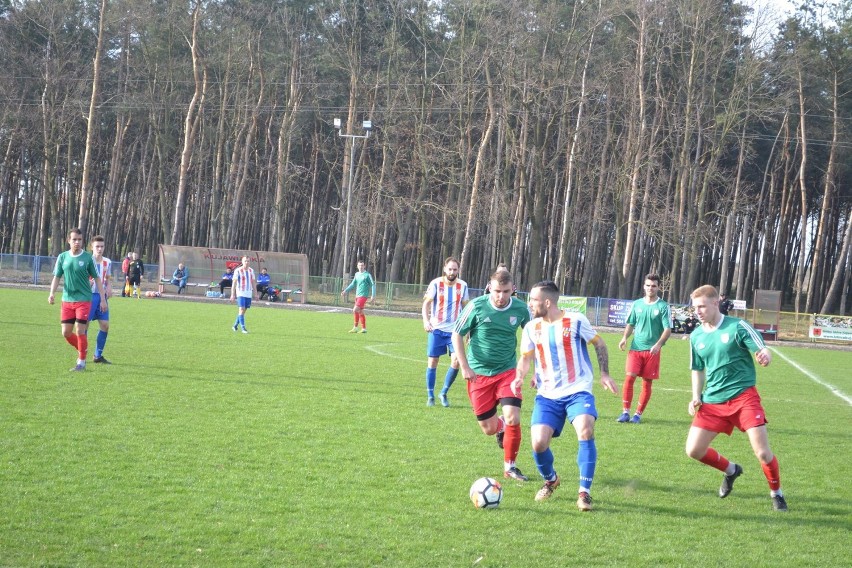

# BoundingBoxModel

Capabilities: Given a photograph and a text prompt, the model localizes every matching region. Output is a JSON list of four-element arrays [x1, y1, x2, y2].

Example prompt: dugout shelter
[[157, 245, 308, 304]]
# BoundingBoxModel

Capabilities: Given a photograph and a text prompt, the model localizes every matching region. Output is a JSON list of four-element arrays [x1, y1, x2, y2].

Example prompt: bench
[[753, 323, 778, 341]]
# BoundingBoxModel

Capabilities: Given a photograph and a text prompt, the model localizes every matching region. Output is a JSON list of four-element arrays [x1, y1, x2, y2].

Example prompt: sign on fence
[[809, 315, 852, 342], [558, 296, 587, 315], [607, 299, 632, 326]]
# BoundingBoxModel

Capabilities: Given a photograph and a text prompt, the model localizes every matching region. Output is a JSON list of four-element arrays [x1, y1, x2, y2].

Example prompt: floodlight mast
[[335, 119, 372, 281]]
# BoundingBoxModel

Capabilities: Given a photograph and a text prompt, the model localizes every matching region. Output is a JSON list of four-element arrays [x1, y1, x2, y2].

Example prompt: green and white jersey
[[454, 295, 531, 376], [689, 316, 766, 404], [625, 297, 671, 351], [345, 271, 375, 298], [53, 250, 99, 302]]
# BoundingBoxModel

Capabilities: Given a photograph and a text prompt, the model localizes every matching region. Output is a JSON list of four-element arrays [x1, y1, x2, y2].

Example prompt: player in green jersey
[[48, 228, 108, 372], [341, 260, 376, 333], [452, 269, 531, 481], [686, 285, 787, 512], [617, 274, 672, 423]]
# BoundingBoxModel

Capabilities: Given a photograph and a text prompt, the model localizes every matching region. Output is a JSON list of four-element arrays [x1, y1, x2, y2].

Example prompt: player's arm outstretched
[[589, 336, 619, 394]]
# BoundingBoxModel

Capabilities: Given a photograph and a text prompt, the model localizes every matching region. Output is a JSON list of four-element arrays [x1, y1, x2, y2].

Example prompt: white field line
[[770, 347, 852, 407], [365, 343, 423, 363]]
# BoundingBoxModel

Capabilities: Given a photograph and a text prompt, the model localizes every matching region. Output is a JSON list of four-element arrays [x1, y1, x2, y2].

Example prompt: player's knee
[[577, 425, 594, 441], [685, 443, 704, 460], [754, 448, 774, 464], [531, 438, 549, 453]]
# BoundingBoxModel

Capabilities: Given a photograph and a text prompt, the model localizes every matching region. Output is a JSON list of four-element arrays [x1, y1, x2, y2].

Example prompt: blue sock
[[534, 448, 557, 481], [426, 368, 437, 397], [95, 330, 107, 358], [440, 368, 459, 395], [234, 316, 240, 327], [239, 315, 245, 327], [578, 439, 597, 492]]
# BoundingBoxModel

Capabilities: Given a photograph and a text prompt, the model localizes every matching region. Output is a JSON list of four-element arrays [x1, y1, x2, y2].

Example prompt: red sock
[[77, 334, 88, 361], [622, 375, 636, 410], [636, 379, 653, 414], [65, 334, 79, 349], [761, 456, 781, 491], [699, 448, 730, 473], [360, 313, 366, 328], [354, 313, 359, 327], [504, 423, 521, 464]]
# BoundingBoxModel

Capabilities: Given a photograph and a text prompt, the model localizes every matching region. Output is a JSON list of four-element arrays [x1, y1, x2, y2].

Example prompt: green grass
[[1, 288, 850, 567]]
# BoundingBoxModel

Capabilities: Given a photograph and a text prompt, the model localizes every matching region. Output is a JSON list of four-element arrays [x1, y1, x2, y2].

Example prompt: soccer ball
[[470, 477, 502, 509]]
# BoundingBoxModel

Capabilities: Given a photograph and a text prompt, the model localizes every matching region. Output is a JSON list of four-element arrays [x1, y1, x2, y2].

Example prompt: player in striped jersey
[[513, 281, 619, 510], [230, 256, 256, 333], [686, 285, 787, 511], [422, 257, 470, 407], [88, 236, 113, 363]]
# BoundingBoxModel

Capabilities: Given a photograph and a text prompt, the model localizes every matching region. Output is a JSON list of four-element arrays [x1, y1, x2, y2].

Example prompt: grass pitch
[[1, 288, 850, 567]]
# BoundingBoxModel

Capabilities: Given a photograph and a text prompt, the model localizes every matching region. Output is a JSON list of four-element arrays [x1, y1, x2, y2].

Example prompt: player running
[[452, 269, 531, 481], [513, 281, 619, 510], [686, 285, 788, 512], [422, 256, 469, 407]]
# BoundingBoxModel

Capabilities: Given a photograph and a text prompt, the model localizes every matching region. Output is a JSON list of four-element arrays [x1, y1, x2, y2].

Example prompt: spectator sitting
[[257, 267, 271, 299], [171, 263, 189, 294], [219, 266, 234, 295]]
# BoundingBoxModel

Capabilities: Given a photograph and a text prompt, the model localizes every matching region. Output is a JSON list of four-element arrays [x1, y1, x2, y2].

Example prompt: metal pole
[[343, 137, 355, 280]]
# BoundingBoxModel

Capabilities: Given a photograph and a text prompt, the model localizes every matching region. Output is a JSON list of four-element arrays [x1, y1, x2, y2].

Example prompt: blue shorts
[[237, 297, 252, 309], [530, 391, 598, 437], [88, 293, 109, 322], [427, 329, 455, 358]]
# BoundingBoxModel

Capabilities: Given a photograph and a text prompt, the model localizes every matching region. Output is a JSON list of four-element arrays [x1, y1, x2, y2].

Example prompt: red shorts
[[692, 386, 768, 435], [354, 296, 369, 309], [626, 350, 661, 379], [467, 368, 521, 417], [61, 301, 91, 324]]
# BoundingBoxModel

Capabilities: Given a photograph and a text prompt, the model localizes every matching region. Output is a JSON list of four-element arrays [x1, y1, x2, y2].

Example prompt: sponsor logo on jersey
[[721, 333, 730, 344]]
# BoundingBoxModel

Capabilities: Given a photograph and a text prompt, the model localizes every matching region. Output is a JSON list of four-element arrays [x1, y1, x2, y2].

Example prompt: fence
[[2, 253, 847, 345]]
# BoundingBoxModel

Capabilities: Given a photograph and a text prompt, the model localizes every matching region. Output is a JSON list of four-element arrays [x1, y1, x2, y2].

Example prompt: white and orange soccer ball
[[470, 477, 502, 509]]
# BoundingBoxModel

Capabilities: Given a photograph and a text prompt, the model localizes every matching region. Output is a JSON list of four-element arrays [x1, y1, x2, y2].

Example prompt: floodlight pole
[[334, 119, 371, 281]]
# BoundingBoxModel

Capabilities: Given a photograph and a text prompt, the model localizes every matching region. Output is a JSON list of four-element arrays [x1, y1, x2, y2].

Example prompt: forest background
[[0, 0, 849, 311]]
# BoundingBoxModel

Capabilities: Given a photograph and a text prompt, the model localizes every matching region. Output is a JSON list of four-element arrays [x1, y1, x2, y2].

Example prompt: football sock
[[353, 313, 359, 327], [761, 455, 781, 491], [239, 315, 245, 327], [441, 367, 459, 395], [360, 313, 366, 328], [636, 379, 653, 414], [426, 368, 437, 397], [577, 439, 597, 493], [699, 448, 730, 473], [65, 334, 79, 349], [533, 448, 556, 481], [504, 423, 521, 464], [496, 416, 506, 434], [622, 375, 636, 411], [95, 330, 107, 358], [77, 334, 88, 361]]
